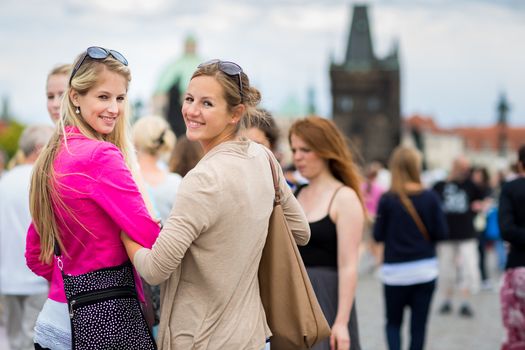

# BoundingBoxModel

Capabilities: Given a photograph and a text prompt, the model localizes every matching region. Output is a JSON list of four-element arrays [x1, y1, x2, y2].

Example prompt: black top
[[432, 179, 484, 240], [296, 185, 341, 268], [498, 177, 525, 269], [373, 190, 448, 264]]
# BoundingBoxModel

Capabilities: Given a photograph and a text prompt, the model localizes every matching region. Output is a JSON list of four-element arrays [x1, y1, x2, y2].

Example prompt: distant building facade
[[403, 94, 525, 174], [330, 5, 401, 164]]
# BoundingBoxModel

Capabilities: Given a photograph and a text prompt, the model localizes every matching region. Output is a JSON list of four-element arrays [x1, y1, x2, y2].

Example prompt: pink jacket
[[26, 126, 160, 303]]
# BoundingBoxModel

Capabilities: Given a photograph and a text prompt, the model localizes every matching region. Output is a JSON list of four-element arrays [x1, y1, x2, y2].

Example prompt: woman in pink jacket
[[25, 47, 160, 349]]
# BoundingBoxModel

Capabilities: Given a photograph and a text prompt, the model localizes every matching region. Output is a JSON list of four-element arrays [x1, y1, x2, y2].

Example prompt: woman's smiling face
[[182, 75, 239, 153], [71, 66, 127, 135]]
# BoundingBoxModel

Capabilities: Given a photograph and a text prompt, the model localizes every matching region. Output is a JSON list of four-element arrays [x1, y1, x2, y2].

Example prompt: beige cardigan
[[134, 140, 310, 350]]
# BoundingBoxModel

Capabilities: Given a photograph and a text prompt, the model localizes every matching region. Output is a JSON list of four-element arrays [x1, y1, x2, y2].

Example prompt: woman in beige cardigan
[[122, 60, 310, 350]]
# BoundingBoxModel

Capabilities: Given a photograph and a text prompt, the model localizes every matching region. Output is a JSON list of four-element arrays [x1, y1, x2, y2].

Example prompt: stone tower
[[330, 5, 401, 164]]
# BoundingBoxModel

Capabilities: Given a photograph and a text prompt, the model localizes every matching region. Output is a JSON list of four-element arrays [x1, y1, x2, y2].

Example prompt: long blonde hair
[[388, 146, 427, 235], [30, 53, 132, 264], [389, 146, 422, 195]]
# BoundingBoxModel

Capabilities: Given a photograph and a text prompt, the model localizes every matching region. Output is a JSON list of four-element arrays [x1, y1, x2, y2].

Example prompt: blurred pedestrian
[[244, 108, 280, 156], [373, 146, 448, 350], [26, 47, 159, 349], [499, 145, 525, 350], [470, 166, 494, 290], [289, 116, 364, 350], [132, 115, 182, 337], [121, 59, 310, 349], [6, 64, 71, 172], [361, 161, 386, 272], [132, 115, 181, 223], [46, 64, 71, 123], [433, 156, 484, 317], [0, 125, 54, 350], [168, 135, 204, 177]]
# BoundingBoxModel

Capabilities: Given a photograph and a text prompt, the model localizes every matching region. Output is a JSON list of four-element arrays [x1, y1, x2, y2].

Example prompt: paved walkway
[[0, 253, 506, 350], [355, 271, 504, 350], [356, 244, 506, 350]]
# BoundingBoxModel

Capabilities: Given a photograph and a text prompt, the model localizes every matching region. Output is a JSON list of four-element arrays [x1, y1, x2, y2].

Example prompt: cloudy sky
[[1, 0, 524, 127]]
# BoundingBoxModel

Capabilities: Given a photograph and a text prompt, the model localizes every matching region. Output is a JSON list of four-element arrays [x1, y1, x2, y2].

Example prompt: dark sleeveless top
[[296, 185, 343, 268]]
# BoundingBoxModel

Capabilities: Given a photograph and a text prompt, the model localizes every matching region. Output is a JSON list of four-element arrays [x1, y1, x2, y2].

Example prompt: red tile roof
[[453, 125, 525, 152], [404, 114, 441, 132], [405, 115, 525, 152]]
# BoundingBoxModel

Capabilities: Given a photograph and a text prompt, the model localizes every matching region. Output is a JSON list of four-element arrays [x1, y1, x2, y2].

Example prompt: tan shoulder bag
[[258, 152, 331, 349]]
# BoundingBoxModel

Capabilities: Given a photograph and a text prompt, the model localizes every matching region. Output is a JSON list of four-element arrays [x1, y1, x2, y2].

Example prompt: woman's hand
[[120, 232, 144, 262], [330, 321, 350, 350]]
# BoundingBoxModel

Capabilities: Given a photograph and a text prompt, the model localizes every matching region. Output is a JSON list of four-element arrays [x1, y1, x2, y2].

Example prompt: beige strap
[[399, 194, 431, 241], [265, 150, 281, 206]]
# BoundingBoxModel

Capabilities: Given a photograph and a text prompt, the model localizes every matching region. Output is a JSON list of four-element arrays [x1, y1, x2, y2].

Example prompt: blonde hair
[[47, 64, 72, 82], [389, 146, 422, 194], [289, 116, 365, 209], [132, 116, 176, 157], [388, 146, 424, 226], [191, 61, 266, 131], [30, 52, 132, 264]]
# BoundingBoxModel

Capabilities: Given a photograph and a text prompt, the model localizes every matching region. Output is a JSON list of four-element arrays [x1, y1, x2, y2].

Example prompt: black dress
[[297, 186, 362, 350]]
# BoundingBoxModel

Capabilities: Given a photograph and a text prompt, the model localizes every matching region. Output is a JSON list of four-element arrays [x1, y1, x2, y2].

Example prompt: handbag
[[54, 244, 156, 350], [485, 207, 500, 240], [258, 151, 331, 349]]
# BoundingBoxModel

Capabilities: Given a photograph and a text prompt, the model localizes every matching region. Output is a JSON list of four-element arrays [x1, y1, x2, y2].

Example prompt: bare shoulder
[[335, 186, 360, 206], [330, 186, 364, 223], [331, 185, 363, 219]]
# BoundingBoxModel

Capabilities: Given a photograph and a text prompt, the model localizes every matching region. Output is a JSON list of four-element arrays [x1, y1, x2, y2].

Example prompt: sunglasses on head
[[69, 46, 128, 85], [198, 59, 244, 102]]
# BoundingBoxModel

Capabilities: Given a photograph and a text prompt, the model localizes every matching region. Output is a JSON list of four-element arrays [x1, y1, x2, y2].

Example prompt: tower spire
[[497, 92, 510, 157], [345, 5, 375, 69], [497, 92, 510, 126]]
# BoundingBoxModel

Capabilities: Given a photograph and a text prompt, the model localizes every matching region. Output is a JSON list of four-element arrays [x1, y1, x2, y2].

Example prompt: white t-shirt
[[0, 164, 49, 295], [380, 257, 439, 286]]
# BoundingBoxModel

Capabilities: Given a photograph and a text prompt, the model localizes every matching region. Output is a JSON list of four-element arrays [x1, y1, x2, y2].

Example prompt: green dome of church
[[154, 35, 202, 96]]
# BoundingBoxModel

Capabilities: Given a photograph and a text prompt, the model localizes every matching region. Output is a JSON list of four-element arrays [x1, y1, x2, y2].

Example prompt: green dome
[[154, 35, 202, 96], [154, 53, 201, 95]]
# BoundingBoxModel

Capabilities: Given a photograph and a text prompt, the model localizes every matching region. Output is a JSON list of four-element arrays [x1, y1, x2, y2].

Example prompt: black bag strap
[[53, 241, 65, 272], [54, 241, 62, 256]]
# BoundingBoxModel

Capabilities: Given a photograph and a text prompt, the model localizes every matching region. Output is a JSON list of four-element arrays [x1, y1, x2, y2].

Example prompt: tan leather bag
[[258, 152, 331, 349]]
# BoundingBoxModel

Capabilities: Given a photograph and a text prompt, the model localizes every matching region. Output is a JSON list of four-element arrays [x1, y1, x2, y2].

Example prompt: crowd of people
[[0, 46, 523, 350]]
